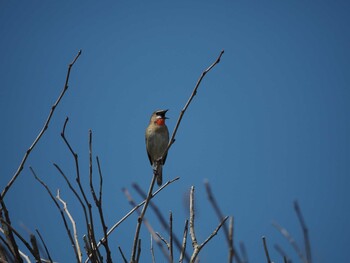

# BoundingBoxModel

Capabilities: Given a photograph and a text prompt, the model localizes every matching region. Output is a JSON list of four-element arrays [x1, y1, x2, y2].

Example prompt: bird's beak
[[157, 109, 169, 119]]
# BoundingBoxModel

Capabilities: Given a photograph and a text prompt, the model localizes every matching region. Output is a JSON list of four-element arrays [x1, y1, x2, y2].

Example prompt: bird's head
[[151, 109, 168, 126]]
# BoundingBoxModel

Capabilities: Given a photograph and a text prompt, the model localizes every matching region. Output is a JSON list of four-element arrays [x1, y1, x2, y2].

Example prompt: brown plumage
[[145, 109, 169, 185]]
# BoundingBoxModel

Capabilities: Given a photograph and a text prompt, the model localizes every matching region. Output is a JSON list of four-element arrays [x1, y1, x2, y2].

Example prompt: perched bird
[[145, 109, 170, 186]]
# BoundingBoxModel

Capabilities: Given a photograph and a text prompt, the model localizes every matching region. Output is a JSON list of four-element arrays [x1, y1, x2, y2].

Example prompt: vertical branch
[[179, 220, 189, 263], [95, 156, 112, 262], [272, 221, 307, 263], [87, 130, 102, 263], [1, 50, 82, 202], [294, 201, 312, 263], [30, 167, 80, 262], [130, 174, 157, 263], [262, 236, 272, 263], [56, 189, 82, 262], [204, 181, 241, 263], [132, 183, 190, 261], [35, 229, 53, 263], [228, 216, 234, 263], [189, 186, 228, 262], [160, 50, 224, 162], [169, 212, 173, 263], [0, 201, 22, 262]]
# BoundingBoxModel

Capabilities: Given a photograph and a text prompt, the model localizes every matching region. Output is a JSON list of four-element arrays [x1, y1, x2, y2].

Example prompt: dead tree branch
[[262, 236, 272, 263], [294, 201, 311, 263], [1, 50, 82, 202], [189, 186, 228, 262], [272, 221, 307, 263], [160, 50, 224, 164]]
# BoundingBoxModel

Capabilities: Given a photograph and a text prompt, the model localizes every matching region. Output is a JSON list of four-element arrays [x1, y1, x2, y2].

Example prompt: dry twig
[[272, 221, 307, 263], [56, 190, 82, 262], [133, 183, 190, 261], [294, 201, 311, 263], [1, 50, 81, 202], [204, 181, 241, 263], [262, 236, 272, 263], [179, 220, 189, 263], [30, 167, 80, 262], [189, 186, 228, 262]]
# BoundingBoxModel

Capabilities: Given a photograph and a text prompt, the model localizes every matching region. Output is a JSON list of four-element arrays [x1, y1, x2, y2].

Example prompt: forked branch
[[1, 50, 82, 202]]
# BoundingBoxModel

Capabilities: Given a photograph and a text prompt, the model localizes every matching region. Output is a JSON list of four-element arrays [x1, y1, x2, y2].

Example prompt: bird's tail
[[153, 161, 163, 186]]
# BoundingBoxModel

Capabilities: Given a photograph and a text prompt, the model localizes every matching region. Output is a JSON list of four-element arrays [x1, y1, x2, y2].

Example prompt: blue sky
[[0, 1, 349, 262]]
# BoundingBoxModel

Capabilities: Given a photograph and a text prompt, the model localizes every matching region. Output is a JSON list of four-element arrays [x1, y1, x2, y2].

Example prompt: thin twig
[[189, 186, 228, 262], [294, 201, 311, 263], [274, 244, 292, 263], [262, 236, 272, 263], [1, 50, 81, 202], [30, 167, 80, 262], [130, 174, 156, 262], [122, 188, 170, 261], [35, 229, 53, 263], [95, 156, 112, 262], [0, 201, 22, 262], [204, 181, 241, 263], [118, 246, 128, 263], [87, 130, 102, 263], [61, 119, 99, 263], [272, 221, 307, 263], [228, 216, 234, 263], [29, 234, 41, 263], [97, 177, 179, 248], [133, 183, 190, 261], [56, 189, 82, 262], [136, 239, 142, 263], [169, 212, 173, 263], [0, 220, 37, 262], [150, 235, 156, 263], [179, 219, 188, 263], [239, 242, 249, 263], [160, 50, 224, 164], [155, 232, 169, 249], [0, 231, 15, 262]]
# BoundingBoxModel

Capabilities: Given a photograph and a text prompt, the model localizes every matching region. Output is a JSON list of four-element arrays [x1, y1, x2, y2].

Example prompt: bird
[[145, 109, 170, 186]]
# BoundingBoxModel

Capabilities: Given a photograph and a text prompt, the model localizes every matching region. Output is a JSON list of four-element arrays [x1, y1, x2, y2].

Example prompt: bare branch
[[132, 183, 190, 261], [0, 220, 38, 262], [274, 244, 292, 263], [160, 50, 224, 163], [95, 156, 111, 262], [262, 236, 272, 263], [30, 167, 80, 262], [0, 201, 22, 262], [150, 235, 156, 263], [35, 229, 53, 263], [85, 130, 104, 263], [189, 186, 228, 262], [56, 189, 82, 262], [1, 50, 82, 201], [204, 181, 241, 263], [294, 201, 311, 263], [118, 246, 128, 263], [179, 220, 188, 263], [29, 234, 41, 263], [228, 216, 234, 263], [169, 212, 173, 263], [97, 177, 179, 248], [272, 221, 307, 263], [155, 232, 169, 249], [239, 242, 249, 263], [136, 239, 142, 263]]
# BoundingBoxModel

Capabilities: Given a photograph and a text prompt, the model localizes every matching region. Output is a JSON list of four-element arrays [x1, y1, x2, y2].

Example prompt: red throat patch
[[155, 118, 165, 126]]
